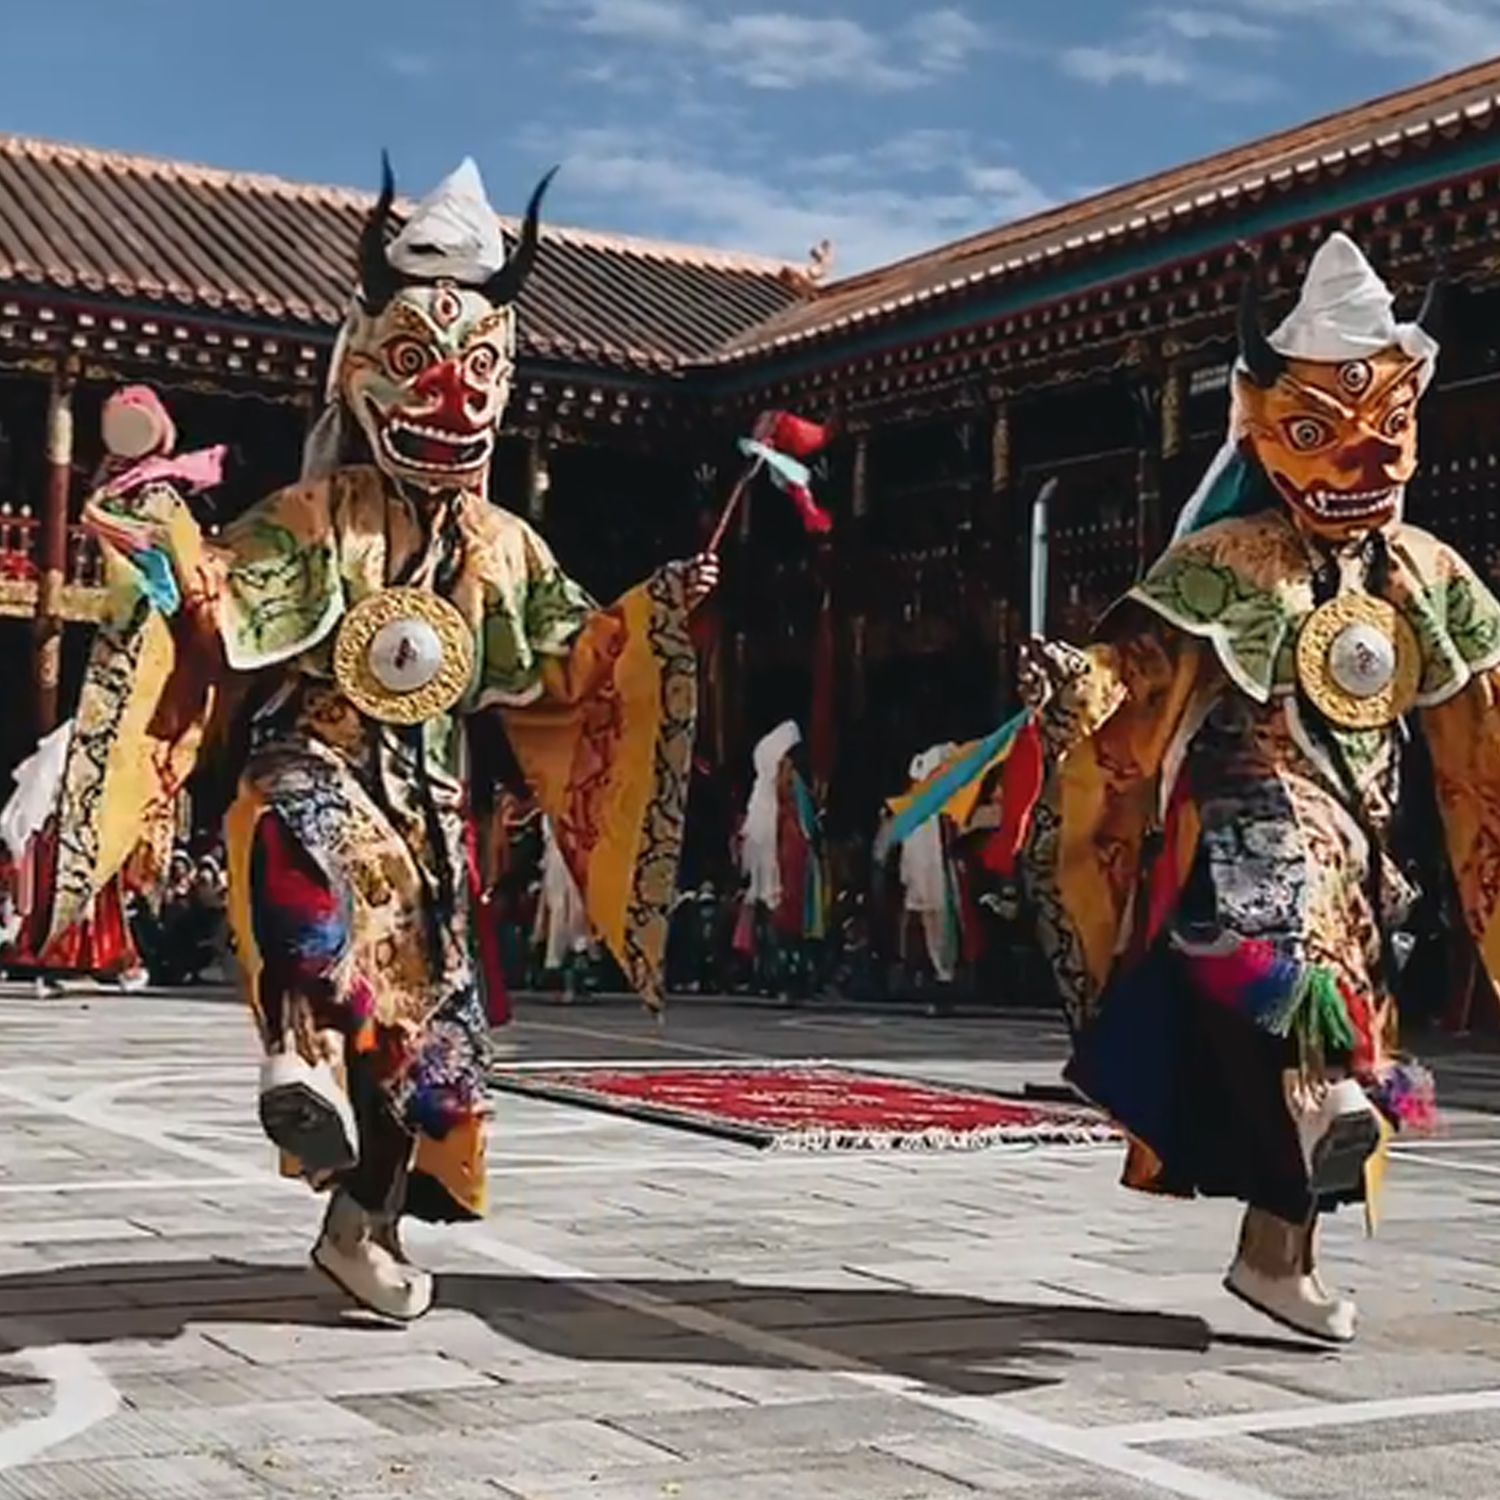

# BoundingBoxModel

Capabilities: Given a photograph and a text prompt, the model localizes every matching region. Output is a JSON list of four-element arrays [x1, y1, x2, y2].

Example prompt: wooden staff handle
[[705, 454, 765, 556]]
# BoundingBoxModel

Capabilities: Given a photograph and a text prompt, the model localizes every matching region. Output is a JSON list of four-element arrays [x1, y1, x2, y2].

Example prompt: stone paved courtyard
[[2, 988, 1500, 1497]]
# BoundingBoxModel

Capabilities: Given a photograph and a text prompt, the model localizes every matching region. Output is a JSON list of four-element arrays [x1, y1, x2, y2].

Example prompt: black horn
[[482, 166, 559, 307], [1416, 274, 1444, 340], [357, 150, 401, 313], [1416, 243, 1448, 341], [1236, 242, 1285, 388]]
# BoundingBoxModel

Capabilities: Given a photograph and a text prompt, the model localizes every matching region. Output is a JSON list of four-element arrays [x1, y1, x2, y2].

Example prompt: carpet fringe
[[766, 1121, 1118, 1152]]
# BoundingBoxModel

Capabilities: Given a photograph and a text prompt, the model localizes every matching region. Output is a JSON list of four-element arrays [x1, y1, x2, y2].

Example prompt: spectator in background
[[0, 719, 148, 993], [532, 816, 597, 1001], [735, 721, 827, 1001], [898, 743, 962, 1003]]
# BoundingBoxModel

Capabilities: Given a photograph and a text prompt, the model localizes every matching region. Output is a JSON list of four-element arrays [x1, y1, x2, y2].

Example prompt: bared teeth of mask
[[1310, 487, 1391, 514]]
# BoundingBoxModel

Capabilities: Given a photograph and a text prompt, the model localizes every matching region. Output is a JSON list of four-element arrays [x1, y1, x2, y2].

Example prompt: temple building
[[5, 56, 1500, 836]]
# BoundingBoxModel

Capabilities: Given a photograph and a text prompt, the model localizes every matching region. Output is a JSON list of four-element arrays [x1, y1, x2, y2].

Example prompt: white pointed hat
[[386, 157, 506, 284], [1269, 231, 1437, 376]]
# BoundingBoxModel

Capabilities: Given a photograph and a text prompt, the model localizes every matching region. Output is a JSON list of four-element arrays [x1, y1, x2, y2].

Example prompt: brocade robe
[[51, 464, 697, 1220], [1007, 508, 1500, 1211]]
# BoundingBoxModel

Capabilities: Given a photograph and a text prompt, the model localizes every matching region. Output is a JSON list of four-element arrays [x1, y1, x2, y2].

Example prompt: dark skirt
[[1064, 943, 1359, 1225]]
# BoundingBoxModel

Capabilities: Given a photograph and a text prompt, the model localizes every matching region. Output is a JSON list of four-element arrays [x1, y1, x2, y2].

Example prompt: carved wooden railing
[[0, 508, 106, 619]]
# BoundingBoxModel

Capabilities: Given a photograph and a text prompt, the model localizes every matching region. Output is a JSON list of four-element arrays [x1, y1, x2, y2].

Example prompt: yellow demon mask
[[1232, 233, 1440, 542], [330, 155, 555, 493]]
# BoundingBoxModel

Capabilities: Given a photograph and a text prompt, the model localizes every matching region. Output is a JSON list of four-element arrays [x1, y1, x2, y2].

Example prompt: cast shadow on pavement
[[0, 1257, 1320, 1399]]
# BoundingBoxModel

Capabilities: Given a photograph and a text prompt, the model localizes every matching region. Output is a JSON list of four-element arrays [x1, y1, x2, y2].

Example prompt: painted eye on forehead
[[1336, 360, 1372, 395], [429, 285, 464, 329]]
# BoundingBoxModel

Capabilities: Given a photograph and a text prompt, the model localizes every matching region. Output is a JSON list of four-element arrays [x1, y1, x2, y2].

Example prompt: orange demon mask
[[1232, 234, 1441, 542]]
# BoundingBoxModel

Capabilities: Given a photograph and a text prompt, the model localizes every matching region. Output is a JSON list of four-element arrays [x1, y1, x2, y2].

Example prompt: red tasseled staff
[[707, 409, 834, 553]]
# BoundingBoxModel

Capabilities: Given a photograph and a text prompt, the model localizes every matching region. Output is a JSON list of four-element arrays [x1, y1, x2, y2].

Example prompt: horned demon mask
[[323, 155, 555, 491], [1232, 233, 1440, 541]]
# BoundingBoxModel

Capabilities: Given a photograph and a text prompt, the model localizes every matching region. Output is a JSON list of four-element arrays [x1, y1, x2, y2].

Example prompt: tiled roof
[[710, 56, 1500, 364], [0, 134, 805, 372]]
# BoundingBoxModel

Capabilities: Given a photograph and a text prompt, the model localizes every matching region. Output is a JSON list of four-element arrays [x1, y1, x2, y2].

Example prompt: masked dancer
[[48, 157, 716, 1321], [897, 232, 1493, 1344]]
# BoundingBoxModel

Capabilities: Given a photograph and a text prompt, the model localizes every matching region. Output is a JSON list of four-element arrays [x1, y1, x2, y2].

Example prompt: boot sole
[[259, 1082, 358, 1176], [1308, 1110, 1383, 1199], [1222, 1273, 1355, 1345]]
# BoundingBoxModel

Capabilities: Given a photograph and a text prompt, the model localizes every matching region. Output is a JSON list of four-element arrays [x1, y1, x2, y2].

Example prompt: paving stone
[[238, 1425, 678, 1496], [673, 1362, 881, 1406], [1149, 1432, 1297, 1465], [337, 1370, 745, 1434], [606, 1392, 972, 1460], [1231, 1350, 1500, 1402], [1003, 1483, 1192, 1499], [5, 991, 1500, 1497], [872, 1430, 1091, 1489], [506, 1445, 986, 1500], [0, 1219, 159, 1247], [0, 1454, 271, 1499], [48, 1330, 259, 1377], [1219, 1443, 1500, 1498], [1254, 1407, 1500, 1455]]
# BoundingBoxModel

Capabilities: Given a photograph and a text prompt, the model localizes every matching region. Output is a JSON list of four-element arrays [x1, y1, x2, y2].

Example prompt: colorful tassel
[[736, 437, 833, 535], [882, 709, 1029, 855], [135, 547, 180, 616], [784, 480, 833, 534], [1371, 1058, 1439, 1134], [754, 409, 831, 457], [1178, 937, 1356, 1054], [1299, 964, 1356, 1054], [979, 720, 1044, 879], [1181, 936, 1300, 1027]]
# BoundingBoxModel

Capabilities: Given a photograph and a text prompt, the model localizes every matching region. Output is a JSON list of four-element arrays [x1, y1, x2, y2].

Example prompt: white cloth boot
[[1224, 1206, 1356, 1344], [1294, 1075, 1383, 1199], [311, 1189, 434, 1322], [258, 1045, 359, 1176]]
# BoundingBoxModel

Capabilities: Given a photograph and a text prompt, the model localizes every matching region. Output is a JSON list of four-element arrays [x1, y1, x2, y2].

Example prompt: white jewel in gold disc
[[1328, 621, 1394, 697], [332, 586, 475, 725], [1294, 592, 1420, 730]]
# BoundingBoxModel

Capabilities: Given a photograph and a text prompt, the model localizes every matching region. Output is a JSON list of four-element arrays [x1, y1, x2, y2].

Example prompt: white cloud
[[1149, 7, 1276, 41], [1236, 0, 1500, 69], [870, 128, 978, 173], [527, 1, 993, 91], [1060, 46, 1192, 86], [911, 8, 988, 73], [1057, 3, 1280, 98], [1060, 0, 1500, 96], [705, 14, 910, 90], [564, 0, 693, 41], [534, 124, 1050, 271]]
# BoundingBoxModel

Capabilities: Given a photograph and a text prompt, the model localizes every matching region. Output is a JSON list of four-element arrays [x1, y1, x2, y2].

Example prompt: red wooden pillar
[[33, 367, 74, 735], [808, 554, 836, 800]]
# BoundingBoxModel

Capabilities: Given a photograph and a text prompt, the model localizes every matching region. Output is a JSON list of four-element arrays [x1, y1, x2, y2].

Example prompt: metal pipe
[[1029, 477, 1056, 639]]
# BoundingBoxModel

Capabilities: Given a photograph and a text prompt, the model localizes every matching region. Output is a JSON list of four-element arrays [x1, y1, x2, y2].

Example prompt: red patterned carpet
[[490, 1063, 1118, 1150]]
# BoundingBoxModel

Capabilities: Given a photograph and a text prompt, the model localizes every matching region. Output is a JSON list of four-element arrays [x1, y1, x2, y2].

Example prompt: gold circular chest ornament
[[1294, 592, 1421, 729], [332, 587, 475, 726]]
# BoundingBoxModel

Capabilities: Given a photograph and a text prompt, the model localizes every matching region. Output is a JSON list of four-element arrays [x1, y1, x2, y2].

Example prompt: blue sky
[[4, 0, 1498, 274]]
